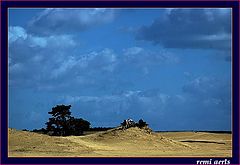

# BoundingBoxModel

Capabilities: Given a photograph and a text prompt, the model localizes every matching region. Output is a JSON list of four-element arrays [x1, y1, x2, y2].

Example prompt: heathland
[[8, 127, 232, 157]]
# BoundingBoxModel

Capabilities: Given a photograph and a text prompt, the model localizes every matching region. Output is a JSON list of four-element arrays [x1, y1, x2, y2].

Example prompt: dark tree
[[68, 118, 90, 135], [137, 119, 148, 128], [46, 104, 90, 136], [46, 105, 72, 136]]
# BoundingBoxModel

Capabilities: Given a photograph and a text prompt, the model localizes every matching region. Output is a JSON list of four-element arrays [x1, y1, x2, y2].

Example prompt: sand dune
[[8, 127, 232, 157]]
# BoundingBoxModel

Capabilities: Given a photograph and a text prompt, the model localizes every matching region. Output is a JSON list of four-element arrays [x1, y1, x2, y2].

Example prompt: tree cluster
[[46, 105, 90, 136], [121, 119, 148, 129]]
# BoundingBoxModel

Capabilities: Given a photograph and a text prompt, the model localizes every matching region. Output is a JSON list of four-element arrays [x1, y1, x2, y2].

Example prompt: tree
[[137, 119, 148, 128], [46, 104, 90, 136], [67, 118, 90, 136], [46, 105, 72, 136]]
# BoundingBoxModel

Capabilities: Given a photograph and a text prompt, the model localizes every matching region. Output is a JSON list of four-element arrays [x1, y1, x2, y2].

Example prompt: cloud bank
[[136, 9, 231, 51]]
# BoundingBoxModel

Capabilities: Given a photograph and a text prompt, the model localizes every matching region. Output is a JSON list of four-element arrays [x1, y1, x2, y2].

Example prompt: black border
[[1, 1, 239, 164]]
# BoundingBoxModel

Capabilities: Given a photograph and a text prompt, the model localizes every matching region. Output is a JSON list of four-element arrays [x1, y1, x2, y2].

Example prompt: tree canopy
[[46, 104, 90, 136]]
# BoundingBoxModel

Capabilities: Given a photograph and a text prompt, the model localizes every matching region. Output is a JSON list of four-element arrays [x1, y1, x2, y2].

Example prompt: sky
[[8, 8, 232, 131]]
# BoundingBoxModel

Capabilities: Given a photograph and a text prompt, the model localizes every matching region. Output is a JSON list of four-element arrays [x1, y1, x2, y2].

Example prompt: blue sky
[[8, 8, 232, 131]]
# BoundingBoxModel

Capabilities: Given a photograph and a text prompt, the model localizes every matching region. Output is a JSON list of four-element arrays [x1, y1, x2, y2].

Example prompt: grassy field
[[8, 127, 232, 157]]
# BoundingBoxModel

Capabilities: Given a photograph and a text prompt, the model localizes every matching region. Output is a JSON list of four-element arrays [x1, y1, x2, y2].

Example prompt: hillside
[[8, 128, 93, 156], [8, 127, 231, 157], [73, 127, 191, 150]]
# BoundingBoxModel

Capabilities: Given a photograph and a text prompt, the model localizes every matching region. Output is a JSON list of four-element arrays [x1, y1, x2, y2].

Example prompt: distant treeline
[[30, 127, 115, 134], [88, 127, 114, 131], [31, 128, 47, 134]]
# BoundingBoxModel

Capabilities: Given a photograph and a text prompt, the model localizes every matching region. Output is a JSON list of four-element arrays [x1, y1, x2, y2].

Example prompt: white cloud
[[9, 28, 120, 89], [183, 76, 215, 95], [28, 36, 47, 48], [28, 8, 116, 35], [123, 47, 143, 56], [8, 26, 78, 89], [122, 46, 179, 68], [45, 35, 76, 48], [28, 34, 76, 49], [9, 26, 76, 49], [75, 48, 118, 73], [51, 56, 78, 78], [60, 89, 172, 108], [8, 26, 27, 44]]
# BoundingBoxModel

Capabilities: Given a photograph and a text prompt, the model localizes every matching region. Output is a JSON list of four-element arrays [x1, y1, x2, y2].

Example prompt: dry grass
[[8, 127, 232, 157]]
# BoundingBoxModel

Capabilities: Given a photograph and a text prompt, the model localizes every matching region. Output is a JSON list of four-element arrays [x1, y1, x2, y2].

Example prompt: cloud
[[122, 46, 179, 68], [29, 35, 76, 48], [123, 46, 143, 55], [51, 56, 78, 78], [28, 8, 116, 36], [182, 76, 231, 98], [48, 48, 118, 80], [58, 88, 232, 131], [136, 9, 231, 51], [9, 28, 179, 92], [8, 27, 76, 63], [8, 26, 119, 91], [9, 25, 180, 92], [8, 26, 77, 88], [57, 89, 174, 126], [9, 26, 76, 49], [182, 76, 231, 116], [152, 75, 231, 131], [84, 48, 118, 72], [8, 26, 27, 44], [59, 89, 171, 110]]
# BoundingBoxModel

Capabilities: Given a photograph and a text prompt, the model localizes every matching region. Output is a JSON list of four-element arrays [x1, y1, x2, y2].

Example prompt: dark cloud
[[136, 9, 231, 51], [27, 8, 116, 36]]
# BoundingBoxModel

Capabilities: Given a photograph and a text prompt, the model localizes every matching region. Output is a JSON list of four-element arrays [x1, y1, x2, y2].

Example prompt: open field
[[8, 127, 232, 157]]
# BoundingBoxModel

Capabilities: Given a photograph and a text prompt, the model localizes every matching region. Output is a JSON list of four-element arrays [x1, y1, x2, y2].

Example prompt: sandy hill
[[8, 127, 231, 157], [8, 128, 92, 157], [67, 126, 191, 152]]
